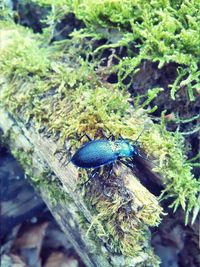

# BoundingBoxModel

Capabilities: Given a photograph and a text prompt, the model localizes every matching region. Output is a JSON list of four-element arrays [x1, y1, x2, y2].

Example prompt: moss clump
[[77, 0, 200, 100], [32, 0, 200, 100], [0, 23, 199, 225], [0, 23, 50, 77], [141, 124, 200, 224], [82, 177, 161, 266]]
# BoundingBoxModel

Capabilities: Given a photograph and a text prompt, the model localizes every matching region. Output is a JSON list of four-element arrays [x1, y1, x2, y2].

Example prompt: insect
[[71, 132, 144, 169]]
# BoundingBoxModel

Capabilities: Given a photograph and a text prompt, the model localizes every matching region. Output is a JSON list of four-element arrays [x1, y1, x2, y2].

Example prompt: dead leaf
[[12, 222, 48, 267], [1, 253, 27, 267], [44, 252, 78, 267]]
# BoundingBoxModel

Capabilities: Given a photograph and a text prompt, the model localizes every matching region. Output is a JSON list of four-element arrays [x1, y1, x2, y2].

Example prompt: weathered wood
[[0, 108, 104, 267]]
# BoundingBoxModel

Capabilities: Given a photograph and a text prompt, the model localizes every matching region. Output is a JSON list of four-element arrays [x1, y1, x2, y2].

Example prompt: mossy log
[[0, 105, 162, 267], [0, 22, 199, 266], [0, 26, 165, 267]]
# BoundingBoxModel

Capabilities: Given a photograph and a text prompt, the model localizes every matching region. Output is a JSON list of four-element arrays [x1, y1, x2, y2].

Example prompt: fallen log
[[0, 25, 164, 266]]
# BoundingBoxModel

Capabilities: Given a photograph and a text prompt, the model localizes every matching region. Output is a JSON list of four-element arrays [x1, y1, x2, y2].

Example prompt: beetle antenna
[[133, 127, 146, 145], [133, 154, 159, 167]]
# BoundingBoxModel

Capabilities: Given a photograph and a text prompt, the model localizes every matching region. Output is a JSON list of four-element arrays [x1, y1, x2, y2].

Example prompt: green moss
[[72, 0, 200, 99], [0, 21, 199, 265], [87, 196, 156, 255], [0, 22, 50, 77], [0, 2, 14, 20], [141, 124, 200, 224], [0, 22, 199, 223], [33, 0, 200, 101]]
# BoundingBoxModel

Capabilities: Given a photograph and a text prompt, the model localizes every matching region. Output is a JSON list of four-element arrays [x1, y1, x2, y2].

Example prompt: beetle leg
[[103, 132, 115, 141], [101, 128, 114, 140], [119, 159, 136, 171], [78, 133, 93, 141], [118, 133, 124, 140], [85, 133, 93, 141], [100, 163, 113, 186], [107, 163, 114, 178], [82, 168, 100, 186], [101, 163, 114, 197], [102, 163, 114, 181], [109, 134, 115, 141]]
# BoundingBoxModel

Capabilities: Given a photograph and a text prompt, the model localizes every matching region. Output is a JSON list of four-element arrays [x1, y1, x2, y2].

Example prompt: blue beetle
[[71, 138, 143, 169]]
